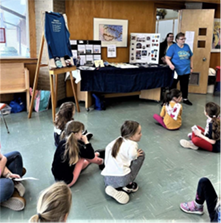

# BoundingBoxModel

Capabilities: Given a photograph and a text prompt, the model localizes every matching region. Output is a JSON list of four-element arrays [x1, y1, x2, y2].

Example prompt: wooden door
[[178, 9, 214, 94]]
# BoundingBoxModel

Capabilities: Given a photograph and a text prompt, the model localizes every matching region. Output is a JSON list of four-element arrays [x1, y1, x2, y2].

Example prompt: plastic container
[[0, 104, 12, 115]]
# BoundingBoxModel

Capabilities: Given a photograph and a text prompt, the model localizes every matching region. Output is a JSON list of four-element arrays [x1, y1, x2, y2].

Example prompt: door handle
[[202, 57, 207, 61]]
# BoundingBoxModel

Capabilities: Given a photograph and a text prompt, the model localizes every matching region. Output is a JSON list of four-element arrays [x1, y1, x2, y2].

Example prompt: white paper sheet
[[65, 70, 81, 83], [185, 31, 195, 52], [93, 54, 101, 60], [79, 55, 86, 65], [71, 50, 77, 58], [70, 40, 77, 45], [86, 55, 93, 63], [14, 177, 39, 181], [107, 45, 116, 58], [85, 45, 93, 54], [78, 45, 86, 54], [93, 45, 101, 54]]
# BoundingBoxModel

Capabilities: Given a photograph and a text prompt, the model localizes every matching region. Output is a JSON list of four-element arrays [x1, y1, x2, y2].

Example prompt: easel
[[28, 33, 80, 122]]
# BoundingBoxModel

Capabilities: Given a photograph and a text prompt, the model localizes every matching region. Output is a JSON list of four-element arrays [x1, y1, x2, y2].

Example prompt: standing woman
[[159, 33, 175, 64], [165, 32, 193, 106]]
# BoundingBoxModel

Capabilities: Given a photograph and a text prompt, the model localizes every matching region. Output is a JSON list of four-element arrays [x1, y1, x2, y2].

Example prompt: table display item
[[129, 33, 160, 64]]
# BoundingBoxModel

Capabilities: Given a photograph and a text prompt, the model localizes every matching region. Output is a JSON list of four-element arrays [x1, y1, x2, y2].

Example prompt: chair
[[0, 103, 10, 133], [213, 66, 221, 95], [0, 63, 30, 112]]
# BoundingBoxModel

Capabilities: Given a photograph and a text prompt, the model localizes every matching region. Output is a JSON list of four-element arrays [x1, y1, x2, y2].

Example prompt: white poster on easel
[[129, 33, 160, 64]]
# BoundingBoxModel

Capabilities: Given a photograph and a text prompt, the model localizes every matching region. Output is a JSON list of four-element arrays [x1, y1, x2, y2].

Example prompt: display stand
[[28, 34, 80, 122]]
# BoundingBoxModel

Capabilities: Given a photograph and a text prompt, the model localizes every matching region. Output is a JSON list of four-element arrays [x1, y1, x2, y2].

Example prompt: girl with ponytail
[[101, 121, 145, 204], [52, 121, 104, 187], [29, 182, 72, 222], [180, 102, 220, 152], [153, 88, 183, 130]]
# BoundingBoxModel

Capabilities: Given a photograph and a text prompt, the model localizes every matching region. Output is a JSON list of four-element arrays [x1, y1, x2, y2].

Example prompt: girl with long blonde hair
[[52, 120, 103, 187]]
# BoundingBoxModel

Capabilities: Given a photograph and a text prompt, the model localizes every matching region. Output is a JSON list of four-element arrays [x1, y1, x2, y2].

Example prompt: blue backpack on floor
[[92, 94, 106, 110], [9, 97, 25, 113]]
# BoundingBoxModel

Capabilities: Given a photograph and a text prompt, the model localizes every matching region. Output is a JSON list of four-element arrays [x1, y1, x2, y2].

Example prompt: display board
[[70, 40, 101, 66], [129, 33, 160, 64]]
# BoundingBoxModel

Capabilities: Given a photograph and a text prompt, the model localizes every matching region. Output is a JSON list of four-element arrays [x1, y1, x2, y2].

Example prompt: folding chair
[[0, 103, 10, 134]]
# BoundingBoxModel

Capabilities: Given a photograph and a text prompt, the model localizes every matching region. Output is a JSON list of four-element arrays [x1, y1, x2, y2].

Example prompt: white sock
[[194, 200, 203, 208]]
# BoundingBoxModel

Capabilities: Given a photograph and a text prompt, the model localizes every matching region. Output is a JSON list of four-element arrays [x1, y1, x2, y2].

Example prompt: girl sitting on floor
[[153, 89, 182, 130], [180, 177, 220, 222], [0, 148, 26, 211], [29, 182, 72, 222], [101, 120, 145, 204], [180, 102, 220, 152], [54, 102, 93, 147], [52, 120, 104, 187]]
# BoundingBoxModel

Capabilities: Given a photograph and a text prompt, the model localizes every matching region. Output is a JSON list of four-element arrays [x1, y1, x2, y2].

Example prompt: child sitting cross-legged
[[0, 149, 26, 211], [153, 89, 182, 130], [180, 102, 220, 152]]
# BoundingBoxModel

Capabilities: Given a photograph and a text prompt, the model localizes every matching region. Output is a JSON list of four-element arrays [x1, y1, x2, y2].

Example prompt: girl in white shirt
[[101, 120, 145, 204]]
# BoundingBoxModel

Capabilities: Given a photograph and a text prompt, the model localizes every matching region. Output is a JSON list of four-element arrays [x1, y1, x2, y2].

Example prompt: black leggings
[[195, 177, 218, 222], [171, 73, 190, 99]]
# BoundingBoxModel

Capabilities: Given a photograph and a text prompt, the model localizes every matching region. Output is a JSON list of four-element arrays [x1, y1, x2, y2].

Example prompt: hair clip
[[38, 213, 42, 220]]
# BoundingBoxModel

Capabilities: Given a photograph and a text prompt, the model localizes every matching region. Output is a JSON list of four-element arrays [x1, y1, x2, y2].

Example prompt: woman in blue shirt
[[165, 32, 193, 106]]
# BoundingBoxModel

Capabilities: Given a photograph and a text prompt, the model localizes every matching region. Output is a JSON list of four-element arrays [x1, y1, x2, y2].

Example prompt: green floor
[[0, 93, 220, 222]]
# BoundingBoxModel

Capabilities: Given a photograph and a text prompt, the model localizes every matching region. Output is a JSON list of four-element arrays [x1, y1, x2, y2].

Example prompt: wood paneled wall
[[209, 3, 220, 69], [66, 0, 156, 63]]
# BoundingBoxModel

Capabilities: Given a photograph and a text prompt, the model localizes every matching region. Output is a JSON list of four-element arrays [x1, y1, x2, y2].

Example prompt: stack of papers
[[78, 66, 95, 70], [109, 63, 138, 69]]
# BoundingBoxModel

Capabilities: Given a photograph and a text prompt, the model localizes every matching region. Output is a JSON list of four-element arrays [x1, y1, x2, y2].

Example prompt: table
[[78, 66, 174, 110], [80, 66, 173, 93]]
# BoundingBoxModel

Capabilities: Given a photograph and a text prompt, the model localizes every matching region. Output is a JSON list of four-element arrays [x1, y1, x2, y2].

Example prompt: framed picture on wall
[[211, 18, 220, 52], [93, 18, 128, 47]]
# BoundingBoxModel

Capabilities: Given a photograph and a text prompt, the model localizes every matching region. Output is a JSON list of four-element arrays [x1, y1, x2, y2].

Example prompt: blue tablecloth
[[80, 66, 173, 93]]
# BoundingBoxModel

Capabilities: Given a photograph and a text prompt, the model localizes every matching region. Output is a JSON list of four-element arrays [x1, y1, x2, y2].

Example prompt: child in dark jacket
[[54, 102, 92, 147], [52, 120, 103, 187]]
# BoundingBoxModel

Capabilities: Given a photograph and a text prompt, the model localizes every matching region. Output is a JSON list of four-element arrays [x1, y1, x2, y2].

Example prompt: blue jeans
[[0, 151, 23, 203]]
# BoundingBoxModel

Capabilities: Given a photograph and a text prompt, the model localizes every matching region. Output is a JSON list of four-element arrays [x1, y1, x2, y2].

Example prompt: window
[[0, 0, 29, 57]]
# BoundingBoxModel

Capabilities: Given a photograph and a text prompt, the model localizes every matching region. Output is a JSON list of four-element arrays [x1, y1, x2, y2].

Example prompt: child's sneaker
[[105, 186, 129, 204], [85, 132, 93, 141], [122, 182, 139, 193], [180, 139, 198, 150], [14, 182, 25, 197], [187, 132, 192, 140], [180, 200, 204, 215], [1, 190, 26, 211]]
